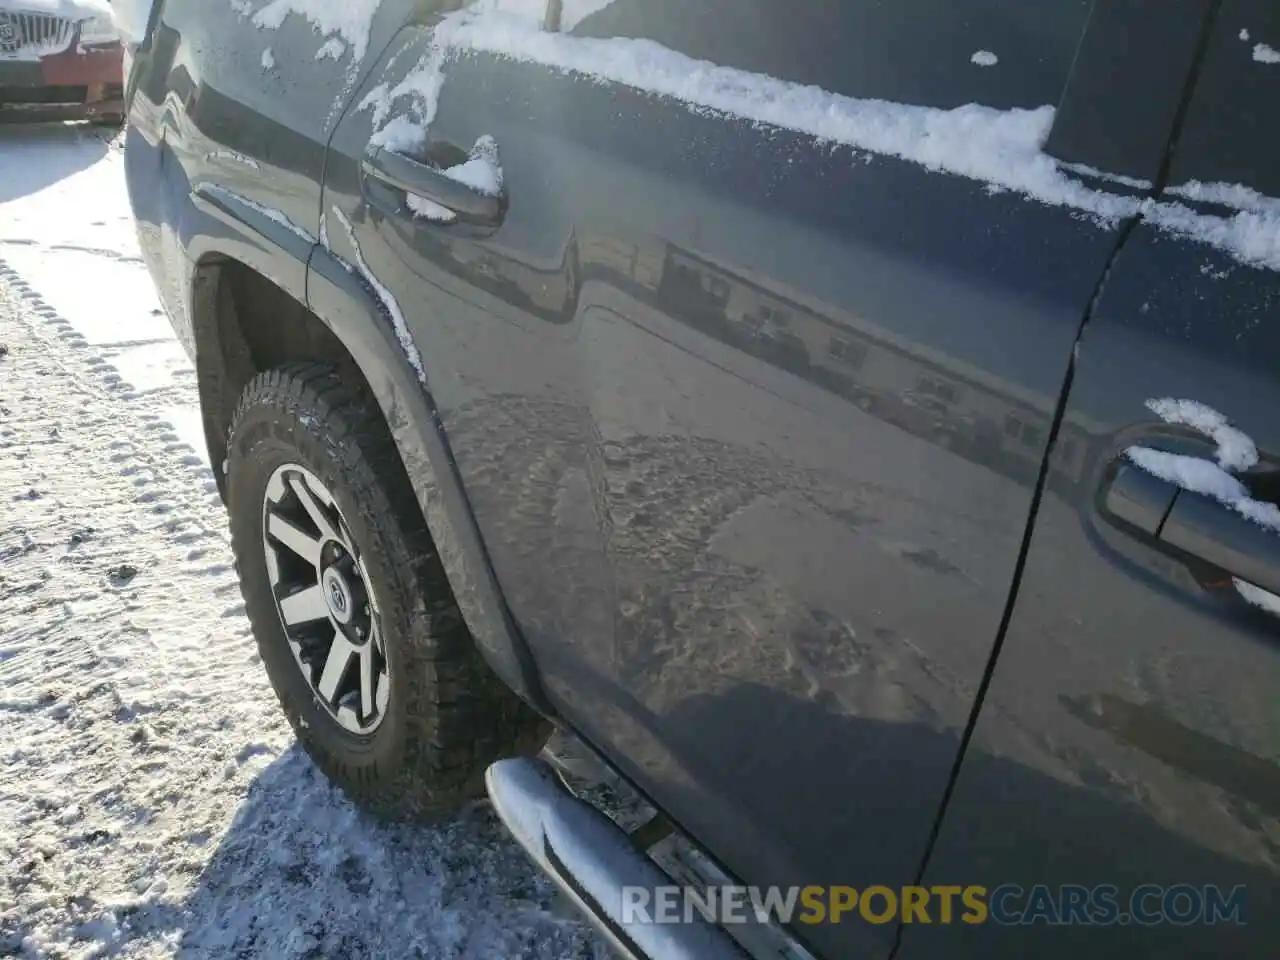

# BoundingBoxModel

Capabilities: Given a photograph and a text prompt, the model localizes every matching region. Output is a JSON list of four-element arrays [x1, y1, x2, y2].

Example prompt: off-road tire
[[226, 363, 548, 820]]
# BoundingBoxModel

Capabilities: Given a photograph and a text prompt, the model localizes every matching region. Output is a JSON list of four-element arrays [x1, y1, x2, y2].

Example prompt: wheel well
[[192, 258, 375, 497]]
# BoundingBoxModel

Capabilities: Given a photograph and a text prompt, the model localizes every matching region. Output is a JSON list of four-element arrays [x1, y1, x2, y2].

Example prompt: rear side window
[[1166, 0, 1280, 198], [567, 0, 1094, 111]]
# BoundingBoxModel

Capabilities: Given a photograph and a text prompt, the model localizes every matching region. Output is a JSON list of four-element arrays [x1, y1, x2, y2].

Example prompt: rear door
[[322, 2, 1133, 955], [907, 1, 1280, 957]]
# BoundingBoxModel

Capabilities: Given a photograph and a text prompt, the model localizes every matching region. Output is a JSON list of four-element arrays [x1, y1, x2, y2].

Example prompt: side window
[[1165, 0, 1280, 198], [566, 0, 1094, 110]]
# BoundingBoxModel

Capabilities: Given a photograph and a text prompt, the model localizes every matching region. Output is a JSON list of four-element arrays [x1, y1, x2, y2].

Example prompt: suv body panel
[[322, 9, 1133, 956]]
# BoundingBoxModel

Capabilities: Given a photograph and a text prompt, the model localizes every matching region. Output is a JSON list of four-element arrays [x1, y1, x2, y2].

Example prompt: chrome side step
[[486, 758, 746, 960]]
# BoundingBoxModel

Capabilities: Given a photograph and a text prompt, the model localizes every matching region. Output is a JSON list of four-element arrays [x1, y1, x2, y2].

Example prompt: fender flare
[[302, 243, 554, 716]]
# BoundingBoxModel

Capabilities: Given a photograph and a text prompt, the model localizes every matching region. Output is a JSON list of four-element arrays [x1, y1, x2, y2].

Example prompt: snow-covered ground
[[0, 123, 603, 959]]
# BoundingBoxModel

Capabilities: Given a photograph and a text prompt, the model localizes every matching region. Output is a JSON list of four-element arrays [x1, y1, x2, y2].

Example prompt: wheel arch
[[185, 240, 553, 717]]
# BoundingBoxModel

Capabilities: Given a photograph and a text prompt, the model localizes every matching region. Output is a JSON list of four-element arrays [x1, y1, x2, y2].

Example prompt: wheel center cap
[[322, 566, 354, 624]]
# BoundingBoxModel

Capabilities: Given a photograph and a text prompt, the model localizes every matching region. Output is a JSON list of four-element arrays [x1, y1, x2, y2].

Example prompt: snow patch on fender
[[201, 185, 316, 245], [331, 208, 428, 385]]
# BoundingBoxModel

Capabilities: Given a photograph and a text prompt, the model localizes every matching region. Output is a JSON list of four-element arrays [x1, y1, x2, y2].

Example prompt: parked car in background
[[0, 0, 122, 123], [123, 1, 1280, 958]]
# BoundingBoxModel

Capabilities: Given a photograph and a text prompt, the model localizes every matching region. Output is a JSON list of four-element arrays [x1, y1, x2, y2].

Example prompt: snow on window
[[261, 47, 275, 71], [970, 50, 998, 67], [1253, 42, 1280, 64], [1126, 398, 1280, 535], [250, 0, 381, 64]]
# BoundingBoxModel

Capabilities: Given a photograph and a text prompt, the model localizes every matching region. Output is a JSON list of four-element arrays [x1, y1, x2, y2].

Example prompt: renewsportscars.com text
[[621, 884, 1247, 927]]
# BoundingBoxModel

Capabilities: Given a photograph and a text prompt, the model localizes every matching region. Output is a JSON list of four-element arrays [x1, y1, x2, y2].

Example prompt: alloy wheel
[[261, 464, 390, 734]]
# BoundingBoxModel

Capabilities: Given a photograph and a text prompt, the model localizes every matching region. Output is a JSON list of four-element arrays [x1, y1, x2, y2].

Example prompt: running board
[[486, 758, 746, 960]]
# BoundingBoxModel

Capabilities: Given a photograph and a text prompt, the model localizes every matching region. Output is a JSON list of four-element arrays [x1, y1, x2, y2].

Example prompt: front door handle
[[361, 145, 504, 227], [1100, 450, 1280, 602]]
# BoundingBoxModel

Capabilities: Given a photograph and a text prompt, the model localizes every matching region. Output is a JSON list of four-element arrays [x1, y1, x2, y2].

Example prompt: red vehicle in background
[[0, 0, 122, 123]]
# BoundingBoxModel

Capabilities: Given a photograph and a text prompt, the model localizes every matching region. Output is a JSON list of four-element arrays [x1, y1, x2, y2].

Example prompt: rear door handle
[[361, 145, 504, 227], [1100, 453, 1280, 599], [1160, 490, 1280, 599]]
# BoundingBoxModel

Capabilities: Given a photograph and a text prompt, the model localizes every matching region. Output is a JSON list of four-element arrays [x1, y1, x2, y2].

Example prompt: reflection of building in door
[[582, 234, 1093, 486]]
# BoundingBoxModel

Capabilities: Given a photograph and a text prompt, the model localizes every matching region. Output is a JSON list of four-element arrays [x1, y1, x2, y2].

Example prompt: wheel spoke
[[279, 584, 329, 627], [358, 646, 375, 720], [267, 512, 323, 568], [316, 631, 358, 703], [289, 472, 339, 543]]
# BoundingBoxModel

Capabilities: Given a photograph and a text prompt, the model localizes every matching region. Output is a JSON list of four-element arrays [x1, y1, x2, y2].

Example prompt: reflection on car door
[[321, 1, 1134, 955], [906, 1, 1280, 957]]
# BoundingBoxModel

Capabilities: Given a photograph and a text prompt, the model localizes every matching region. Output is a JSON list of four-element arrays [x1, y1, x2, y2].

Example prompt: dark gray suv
[[124, 0, 1280, 956]]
